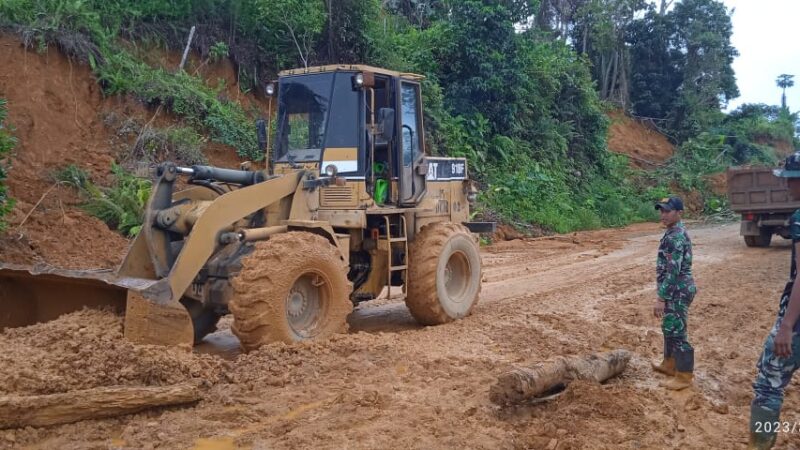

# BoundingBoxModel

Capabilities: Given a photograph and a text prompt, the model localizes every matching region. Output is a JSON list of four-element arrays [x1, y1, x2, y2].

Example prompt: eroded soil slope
[[0, 36, 128, 267], [0, 36, 247, 268], [607, 110, 674, 168]]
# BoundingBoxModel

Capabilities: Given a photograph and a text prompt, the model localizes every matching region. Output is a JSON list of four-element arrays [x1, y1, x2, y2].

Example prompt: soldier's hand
[[653, 299, 665, 318], [774, 326, 794, 358]]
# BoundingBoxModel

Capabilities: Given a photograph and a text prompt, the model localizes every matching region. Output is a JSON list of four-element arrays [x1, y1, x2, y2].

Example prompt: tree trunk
[[619, 48, 630, 109], [178, 26, 196, 72], [327, 0, 335, 62], [582, 25, 588, 55], [0, 383, 202, 429], [660, 0, 673, 15], [601, 54, 614, 100], [536, 0, 553, 32], [489, 350, 631, 405], [608, 50, 619, 102]]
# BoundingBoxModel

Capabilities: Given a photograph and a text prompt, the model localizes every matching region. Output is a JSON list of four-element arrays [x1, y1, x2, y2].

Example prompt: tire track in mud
[[335, 222, 783, 449]]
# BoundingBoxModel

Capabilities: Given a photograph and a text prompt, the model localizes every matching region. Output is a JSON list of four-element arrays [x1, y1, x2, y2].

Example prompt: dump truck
[[0, 65, 494, 350], [727, 166, 800, 247]]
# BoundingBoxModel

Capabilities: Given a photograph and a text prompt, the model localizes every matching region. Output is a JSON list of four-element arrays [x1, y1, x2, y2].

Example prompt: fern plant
[[56, 163, 151, 237], [0, 98, 15, 232]]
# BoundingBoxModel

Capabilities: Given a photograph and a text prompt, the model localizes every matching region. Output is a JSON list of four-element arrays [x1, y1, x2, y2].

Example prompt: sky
[[722, 0, 800, 111]]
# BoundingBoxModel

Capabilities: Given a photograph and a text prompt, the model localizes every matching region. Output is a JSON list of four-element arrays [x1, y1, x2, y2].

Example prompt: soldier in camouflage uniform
[[652, 196, 697, 390], [749, 152, 800, 449]]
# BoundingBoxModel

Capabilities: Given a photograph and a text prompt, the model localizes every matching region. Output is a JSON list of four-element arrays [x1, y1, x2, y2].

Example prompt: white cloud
[[723, 0, 800, 111], [647, 0, 799, 111]]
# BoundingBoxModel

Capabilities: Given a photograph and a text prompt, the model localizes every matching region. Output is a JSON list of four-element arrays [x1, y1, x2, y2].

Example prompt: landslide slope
[[0, 35, 250, 268]]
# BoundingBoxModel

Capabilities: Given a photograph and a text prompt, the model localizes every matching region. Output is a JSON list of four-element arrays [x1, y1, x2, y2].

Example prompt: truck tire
[[744, 230, 772, 247], [406, 222, 482, 325], [229, 232, 352, 352]]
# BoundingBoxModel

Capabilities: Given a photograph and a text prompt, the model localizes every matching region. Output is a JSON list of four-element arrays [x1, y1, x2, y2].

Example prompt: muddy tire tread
[[405, 222, 482, 325], [229, 232, 352, 351]]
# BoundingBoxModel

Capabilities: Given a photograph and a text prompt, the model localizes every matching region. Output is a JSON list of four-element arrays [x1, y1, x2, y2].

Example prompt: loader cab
[[271, 66, 427, 207]]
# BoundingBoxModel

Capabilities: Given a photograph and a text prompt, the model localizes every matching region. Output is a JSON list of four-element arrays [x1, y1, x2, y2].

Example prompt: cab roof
[[278, 64, 425, 82]]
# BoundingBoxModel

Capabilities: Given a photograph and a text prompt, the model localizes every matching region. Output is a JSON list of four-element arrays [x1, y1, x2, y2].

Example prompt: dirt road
[[2, 222, 799, 449]]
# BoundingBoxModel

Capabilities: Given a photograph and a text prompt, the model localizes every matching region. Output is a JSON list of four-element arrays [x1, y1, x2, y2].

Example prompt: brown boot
[[661, 371, 693, 390], [651, 357, 676, 376], [661, 349, 694, 390]]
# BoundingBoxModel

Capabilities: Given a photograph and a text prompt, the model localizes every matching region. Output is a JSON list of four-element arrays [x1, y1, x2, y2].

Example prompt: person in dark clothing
[[652, 196, 697, 391], [749, 152, 800, 449]]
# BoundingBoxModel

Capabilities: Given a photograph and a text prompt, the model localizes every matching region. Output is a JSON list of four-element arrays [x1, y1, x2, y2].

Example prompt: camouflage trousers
[[752, 324, 800, 412], [662, 290, 695, 357]]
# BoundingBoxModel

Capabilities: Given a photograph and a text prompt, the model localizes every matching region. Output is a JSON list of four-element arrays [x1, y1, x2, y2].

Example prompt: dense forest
[[0, 0, 797, 233]]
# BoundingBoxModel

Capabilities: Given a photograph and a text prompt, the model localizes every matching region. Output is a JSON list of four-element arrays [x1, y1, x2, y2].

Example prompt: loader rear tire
[[229, 232, 353, 352], [406, 222, 482, 325]]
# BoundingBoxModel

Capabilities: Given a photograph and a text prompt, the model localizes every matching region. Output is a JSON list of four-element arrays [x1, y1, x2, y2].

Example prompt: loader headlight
[[352, 71, 374, 89], [324, 164, 338, 177]]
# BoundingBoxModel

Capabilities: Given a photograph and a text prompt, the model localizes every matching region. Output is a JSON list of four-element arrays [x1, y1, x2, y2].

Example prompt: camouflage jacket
[[778, 209, 800, 331], [656, 222, 695, 301]]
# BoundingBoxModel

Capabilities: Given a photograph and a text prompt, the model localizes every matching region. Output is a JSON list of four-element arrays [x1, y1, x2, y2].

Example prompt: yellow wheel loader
[[0, 65, 495, 350]]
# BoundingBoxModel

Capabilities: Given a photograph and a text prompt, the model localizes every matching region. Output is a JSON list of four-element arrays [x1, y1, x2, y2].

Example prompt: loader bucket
[[0, 263, 194, 347]]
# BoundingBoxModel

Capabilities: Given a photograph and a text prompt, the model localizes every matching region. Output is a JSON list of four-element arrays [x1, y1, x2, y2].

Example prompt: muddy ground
[[0, 221, 798, 449]]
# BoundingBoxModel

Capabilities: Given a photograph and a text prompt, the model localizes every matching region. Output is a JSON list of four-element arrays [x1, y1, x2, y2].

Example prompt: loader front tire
[[406, 222, 482, 325], [229, 232, 353, 352]]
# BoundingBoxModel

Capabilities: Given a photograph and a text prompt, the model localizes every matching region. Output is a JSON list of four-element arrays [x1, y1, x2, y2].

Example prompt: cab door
[[397, 81, 427, 205]]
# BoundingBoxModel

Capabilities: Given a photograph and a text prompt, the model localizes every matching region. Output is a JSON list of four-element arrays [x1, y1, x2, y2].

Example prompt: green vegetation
[[94, 56, 259, 158], [1, 0, 797, 236], [56, 164, 151, 237], [130, 125, 208, 166], [367, 1, 657, 232], [647, 104, 797, 215], [0, 99, 14, 231], [0, 0, 260, 159]]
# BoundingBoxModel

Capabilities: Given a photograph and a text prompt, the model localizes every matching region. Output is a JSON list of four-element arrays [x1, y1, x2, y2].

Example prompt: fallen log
[[0, 382, 202, 429], [489, 349, 631, 405]]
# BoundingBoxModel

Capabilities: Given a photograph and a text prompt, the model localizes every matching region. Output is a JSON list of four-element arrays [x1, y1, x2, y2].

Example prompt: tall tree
[[249, 0, 327, 69], [382, 0, 447, 27], [536, 0, 586, 39], [434, 0, 523, 136], [572, 0, 646, 108], [669, 0, 739, 141], [319, 0, 381, 63], [627, 6, 681, 120], [777, 74, 795, 110]]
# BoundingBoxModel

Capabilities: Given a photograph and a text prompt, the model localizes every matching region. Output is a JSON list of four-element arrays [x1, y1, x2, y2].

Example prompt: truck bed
[[726, 166, 800, 213]]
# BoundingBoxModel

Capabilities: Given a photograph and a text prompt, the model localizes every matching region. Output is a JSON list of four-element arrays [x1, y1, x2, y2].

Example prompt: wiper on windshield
[[286, 152, 301, 168]]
